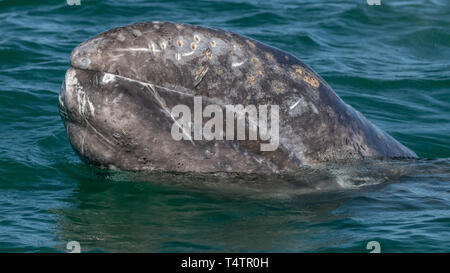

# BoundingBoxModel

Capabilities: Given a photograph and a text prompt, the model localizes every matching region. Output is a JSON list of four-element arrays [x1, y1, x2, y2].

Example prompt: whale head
[[59, 21, 417, 173]]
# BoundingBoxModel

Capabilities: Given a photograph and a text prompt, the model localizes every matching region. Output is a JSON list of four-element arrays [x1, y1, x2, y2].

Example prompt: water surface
[[0, 0, 449, 252]]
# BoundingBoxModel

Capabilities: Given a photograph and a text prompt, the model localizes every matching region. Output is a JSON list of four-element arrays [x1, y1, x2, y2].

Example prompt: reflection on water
[[53, 159, 449, 252]]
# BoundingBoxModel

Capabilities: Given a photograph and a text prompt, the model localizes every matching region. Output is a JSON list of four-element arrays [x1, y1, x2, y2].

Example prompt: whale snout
[[70, 37, 102, 70], [71, 54, 91, 70]]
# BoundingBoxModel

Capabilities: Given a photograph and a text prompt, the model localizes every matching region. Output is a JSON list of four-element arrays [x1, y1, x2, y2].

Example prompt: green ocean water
[[0, 0, 449, 253]]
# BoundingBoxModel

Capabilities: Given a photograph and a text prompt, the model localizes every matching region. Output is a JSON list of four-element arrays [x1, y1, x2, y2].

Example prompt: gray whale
[[59, 21, 417, 173]]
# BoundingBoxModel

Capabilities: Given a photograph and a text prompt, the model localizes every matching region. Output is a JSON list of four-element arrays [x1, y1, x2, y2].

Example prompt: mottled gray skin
[[59, 21, 417, 173]]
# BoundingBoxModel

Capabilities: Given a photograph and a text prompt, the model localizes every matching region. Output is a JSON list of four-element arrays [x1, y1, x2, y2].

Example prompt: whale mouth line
[[70, 61, 196, 98]]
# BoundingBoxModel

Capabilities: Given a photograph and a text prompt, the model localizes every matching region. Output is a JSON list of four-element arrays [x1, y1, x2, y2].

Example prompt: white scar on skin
[[113, 93, 123, 104], [106, 54, 124, 62], [310, 103, 319, 114], [75, 85, 95, 118], [182, 50, 196, 56], [114, 48, 150, 52], [290, 99, 302, 110], [67, 70, 95, 118], [102, 73, 115, 84], [149, 42, 161, 53], [58, 94, 64, 107], [87, 99, 95, 116], [232, 61, 245, 67]]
